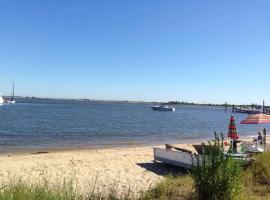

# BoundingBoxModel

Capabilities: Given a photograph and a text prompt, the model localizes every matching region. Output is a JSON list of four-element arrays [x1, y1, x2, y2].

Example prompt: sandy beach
[[0, 145, 184, 195], [0, 135, 267, 196]]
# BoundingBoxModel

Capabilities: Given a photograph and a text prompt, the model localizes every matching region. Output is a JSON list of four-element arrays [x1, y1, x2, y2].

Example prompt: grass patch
[[0, 179, 79, 200], [0, 178, 135, 200], [0, 175, 194, 200], [240, 151, 270, 199], [140, 175, 194, 200], [0, 183, 132, 200]]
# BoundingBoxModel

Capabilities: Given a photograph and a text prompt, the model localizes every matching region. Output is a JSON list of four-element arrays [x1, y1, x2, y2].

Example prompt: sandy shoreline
[[0, 145, 182, 195], [0, 137, 208, 156], [0, 135, 266, 195]]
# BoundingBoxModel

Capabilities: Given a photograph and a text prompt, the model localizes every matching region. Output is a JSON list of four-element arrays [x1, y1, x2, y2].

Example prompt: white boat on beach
[[153, 146, 197, 169], [153, 143, 252, 169], [151, 105, 175, 112]]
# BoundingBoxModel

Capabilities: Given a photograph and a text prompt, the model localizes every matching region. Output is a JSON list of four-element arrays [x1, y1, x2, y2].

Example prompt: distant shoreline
[[4, 96, 254, 107]]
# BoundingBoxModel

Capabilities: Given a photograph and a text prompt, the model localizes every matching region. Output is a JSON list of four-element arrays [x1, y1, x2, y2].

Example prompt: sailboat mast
[[11, 82, 14, 101]]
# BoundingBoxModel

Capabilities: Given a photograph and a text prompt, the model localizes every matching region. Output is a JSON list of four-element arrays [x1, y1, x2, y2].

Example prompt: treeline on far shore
[[167, 101, 233, 107], [166, 101, 268, 108], [7, 96, 267, 109]]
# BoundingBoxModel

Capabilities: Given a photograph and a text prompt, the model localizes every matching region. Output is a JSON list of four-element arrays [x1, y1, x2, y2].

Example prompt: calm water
[[0, 99, 269, 153]]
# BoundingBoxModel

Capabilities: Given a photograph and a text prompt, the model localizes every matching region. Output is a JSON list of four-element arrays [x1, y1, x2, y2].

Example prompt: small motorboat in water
[[151, 105, 175, 112]]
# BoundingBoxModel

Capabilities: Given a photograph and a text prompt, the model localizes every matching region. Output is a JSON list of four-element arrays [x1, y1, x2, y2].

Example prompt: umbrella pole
[[228, 138, 237, 153], [229, 139, 233, 153]]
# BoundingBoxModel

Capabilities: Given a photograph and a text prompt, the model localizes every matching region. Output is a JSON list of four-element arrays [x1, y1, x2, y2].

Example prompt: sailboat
[[6, 83, 15, 104], [0, 95, 4, 105]]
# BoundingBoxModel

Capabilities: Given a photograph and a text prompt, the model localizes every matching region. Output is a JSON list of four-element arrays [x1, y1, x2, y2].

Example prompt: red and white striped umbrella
[[228, 115, 239, 139], [240, 113, 270, 124]]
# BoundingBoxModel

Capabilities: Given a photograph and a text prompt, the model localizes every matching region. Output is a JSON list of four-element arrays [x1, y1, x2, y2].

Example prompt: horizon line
[[2, 95, 266, 106]]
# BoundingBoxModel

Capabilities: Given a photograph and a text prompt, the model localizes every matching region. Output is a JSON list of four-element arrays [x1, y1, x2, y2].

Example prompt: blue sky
[[0, 0, 269, 104]]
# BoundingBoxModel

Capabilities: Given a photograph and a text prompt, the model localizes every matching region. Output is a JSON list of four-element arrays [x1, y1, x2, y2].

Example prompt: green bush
[[191, 132, 242, 200]]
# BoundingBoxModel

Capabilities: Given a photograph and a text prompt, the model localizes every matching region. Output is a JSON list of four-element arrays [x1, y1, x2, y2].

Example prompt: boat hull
[[152, 106, 175, 112], [153, 147, 196, 169], [153, 147, 249, 169], [6, 100, 16, 104], [0, 97, 4, 105]]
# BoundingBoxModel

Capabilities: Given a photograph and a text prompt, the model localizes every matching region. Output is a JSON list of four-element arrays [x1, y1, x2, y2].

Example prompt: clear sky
[[0, 0, 269, 104]]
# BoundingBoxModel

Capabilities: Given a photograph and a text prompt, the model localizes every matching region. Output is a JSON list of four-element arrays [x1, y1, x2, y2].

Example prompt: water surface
[[0, 99, 268, 153]]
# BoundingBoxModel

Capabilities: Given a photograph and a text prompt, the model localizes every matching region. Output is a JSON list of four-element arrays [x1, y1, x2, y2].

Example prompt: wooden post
[[263, 100, 265, 113]]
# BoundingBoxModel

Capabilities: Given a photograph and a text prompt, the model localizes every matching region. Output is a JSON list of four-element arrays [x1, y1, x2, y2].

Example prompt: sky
[[0, 0, 269, 104]]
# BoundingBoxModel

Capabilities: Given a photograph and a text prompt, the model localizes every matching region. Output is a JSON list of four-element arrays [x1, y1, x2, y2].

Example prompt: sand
[[0, 145, 184, 195], [0, 136, 267, 195]]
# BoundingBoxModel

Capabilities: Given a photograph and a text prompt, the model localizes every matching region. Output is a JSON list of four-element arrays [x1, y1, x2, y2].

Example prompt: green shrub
[[191, 132, 242, 200]]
